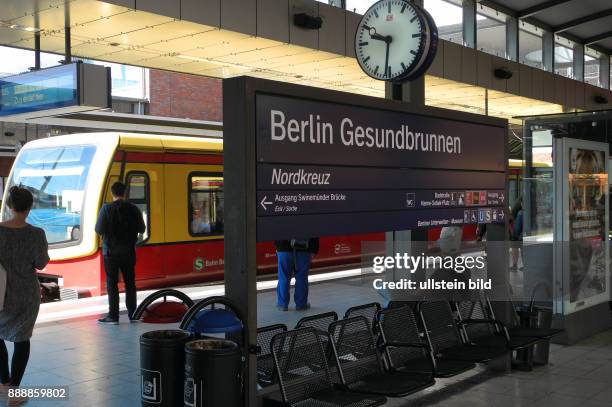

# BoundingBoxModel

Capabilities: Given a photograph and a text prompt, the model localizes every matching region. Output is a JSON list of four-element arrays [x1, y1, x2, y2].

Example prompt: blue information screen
[[0, 64, 78, 117]]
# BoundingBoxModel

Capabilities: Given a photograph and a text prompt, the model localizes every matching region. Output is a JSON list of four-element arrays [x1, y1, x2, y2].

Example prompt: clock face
[[355, 0, 435, 82]]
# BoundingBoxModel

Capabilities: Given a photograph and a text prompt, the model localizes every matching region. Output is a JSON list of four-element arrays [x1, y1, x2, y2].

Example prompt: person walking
[[510, 197, 523, 271], [95, 181, 146, 324], [274, 238, 319, 311], [0, 186, 49, 406]]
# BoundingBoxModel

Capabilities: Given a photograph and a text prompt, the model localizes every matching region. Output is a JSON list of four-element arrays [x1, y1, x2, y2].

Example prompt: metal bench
[[377, 304, 475, 378], [328, 316, 435, 397], [270, 327, 386, 407], [419, 301, 510, 363], [257, 324, 287, 387]]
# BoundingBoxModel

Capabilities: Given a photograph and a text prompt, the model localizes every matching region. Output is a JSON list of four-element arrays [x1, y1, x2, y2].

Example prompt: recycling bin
[[184, 339, 243, 407], [140, 330, 191, 407]]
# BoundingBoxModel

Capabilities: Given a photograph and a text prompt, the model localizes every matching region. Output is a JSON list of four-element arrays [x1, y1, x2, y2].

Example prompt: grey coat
[[0, 225, 49, 342]]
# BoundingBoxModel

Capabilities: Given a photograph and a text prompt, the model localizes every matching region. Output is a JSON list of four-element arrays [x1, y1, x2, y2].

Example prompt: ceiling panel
[[143, 34, 210, 53], [11, 31, 83, 52], [7, 0, 128, 31], [70, 39, 123, 58], [97, 47, 157, 64], [70, 9, 173, 40], [0, 26, 32, 45], [1, 0, 67, 23], [566, 15, 612, 40], [105, 20, 214, 48]]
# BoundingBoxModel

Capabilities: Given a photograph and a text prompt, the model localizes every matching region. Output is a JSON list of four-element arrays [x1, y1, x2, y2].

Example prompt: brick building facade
[[148, 70, 223, 122]]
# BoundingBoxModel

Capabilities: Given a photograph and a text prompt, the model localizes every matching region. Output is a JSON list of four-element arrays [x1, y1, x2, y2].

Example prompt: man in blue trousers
[[274, 238, 319, 311]]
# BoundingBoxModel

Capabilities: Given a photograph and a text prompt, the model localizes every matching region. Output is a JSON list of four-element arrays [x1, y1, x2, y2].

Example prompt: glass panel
[[524, 129, 553, 240], [554, 36, 574, 79], [4, 145, 96, 245], [584, 47, 600, 87], [127, 174, 146, 200], [424, 0, 463, 45], [476, 6, 508, 58], [519, 22, 543, 70], [127, 173, 149, 242], [0, 46, 61, 77], [190, 174, 224, 236]]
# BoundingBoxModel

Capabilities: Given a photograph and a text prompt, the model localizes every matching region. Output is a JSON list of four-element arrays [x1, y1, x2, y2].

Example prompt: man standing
[[95, 181, 146, 324], [274, 238, 319, 311]]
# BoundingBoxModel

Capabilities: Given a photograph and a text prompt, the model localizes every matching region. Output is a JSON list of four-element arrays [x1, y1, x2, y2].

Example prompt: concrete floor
[[2, 274, 611, 406]]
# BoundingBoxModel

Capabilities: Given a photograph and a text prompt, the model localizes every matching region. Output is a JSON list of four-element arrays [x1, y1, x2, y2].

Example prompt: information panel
[[252, 90, 508, 241], [0, 62, 110, 120]]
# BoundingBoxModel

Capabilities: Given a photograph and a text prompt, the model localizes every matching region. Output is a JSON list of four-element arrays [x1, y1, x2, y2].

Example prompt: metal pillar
[[64, 5, 71, 64], [506, 16, 518, 61], [573, 43, 584, 81], [34, 33, 41, 70], [542, 30, 554, 72], [463, 0, 477, 49], [599, 53, 610, 89]]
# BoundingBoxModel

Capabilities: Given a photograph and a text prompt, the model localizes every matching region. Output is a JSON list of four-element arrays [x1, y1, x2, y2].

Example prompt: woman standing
[[510, 197, 523, 271], [0, 186, 49, 406]]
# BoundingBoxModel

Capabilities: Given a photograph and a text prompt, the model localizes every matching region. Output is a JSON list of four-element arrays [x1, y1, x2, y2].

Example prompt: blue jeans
[[276, 251, 311, 308]]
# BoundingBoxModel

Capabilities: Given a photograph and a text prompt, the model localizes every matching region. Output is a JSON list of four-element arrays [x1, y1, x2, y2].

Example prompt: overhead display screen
[[0, 64, 78, 117]]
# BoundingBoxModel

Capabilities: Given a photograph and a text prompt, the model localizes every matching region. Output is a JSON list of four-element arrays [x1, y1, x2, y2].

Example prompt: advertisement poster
[[568, 147, 608, 303]]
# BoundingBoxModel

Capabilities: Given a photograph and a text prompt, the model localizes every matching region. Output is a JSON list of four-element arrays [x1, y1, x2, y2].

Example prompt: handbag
[[0, 261, 6, 311]]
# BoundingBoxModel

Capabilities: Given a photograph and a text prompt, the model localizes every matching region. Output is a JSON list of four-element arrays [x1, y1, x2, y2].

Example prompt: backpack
[[108, 201, 138, 247]]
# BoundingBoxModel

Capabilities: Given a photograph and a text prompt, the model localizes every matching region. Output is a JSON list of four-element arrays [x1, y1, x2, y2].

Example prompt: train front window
[[189, 174, 223, 236], [4, 145, 96, 245]]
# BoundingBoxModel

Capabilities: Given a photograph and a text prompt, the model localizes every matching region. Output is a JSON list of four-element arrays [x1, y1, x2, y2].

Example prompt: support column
[[463, 0, 476, 49], [573, 43, 584, 82], [506, 16, 518, 61], [542, 30, 554, 72], [599, 53, 610, 89], [64, 6, 71, 64], [34, 33, 41, 70], [383, 48, 428, 301]]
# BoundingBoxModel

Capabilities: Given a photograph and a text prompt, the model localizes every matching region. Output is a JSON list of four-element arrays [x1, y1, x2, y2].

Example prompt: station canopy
[[1, 0, 607, 122]]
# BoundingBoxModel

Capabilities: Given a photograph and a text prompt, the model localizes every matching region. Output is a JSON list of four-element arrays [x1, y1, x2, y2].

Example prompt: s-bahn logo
[[193, 257, 205, 272]]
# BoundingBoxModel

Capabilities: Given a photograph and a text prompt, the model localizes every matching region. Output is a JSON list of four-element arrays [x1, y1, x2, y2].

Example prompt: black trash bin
[[184, 339, 243, 407], [140, 330, 191, 407], [519, 304, 553, 365]]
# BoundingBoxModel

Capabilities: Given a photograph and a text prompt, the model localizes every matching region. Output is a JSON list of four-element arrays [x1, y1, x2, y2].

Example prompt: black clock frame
[[354, 0, 438, 84], [400, 3, 439, 82]]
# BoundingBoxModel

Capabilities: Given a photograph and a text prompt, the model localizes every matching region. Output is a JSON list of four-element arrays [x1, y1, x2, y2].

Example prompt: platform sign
[[248, 87, 507, 241], [223, 77, 508, 405], [0, 62, 110, 120]]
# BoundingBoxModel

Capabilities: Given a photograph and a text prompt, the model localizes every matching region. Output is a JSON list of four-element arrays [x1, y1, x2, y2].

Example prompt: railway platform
[[10, 272, 612, 407]]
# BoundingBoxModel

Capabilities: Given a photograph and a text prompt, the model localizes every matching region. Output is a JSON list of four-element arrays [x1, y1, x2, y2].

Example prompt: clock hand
[[384, 41, 390, 78], [365, 26, 393, 43]]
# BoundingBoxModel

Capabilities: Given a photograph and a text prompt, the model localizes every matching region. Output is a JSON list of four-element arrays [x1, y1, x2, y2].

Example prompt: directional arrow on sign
[[260, 196, 273, 211]]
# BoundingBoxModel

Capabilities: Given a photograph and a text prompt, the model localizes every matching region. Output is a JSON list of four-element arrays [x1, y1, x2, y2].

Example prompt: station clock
[[355, 0, 438, 83]]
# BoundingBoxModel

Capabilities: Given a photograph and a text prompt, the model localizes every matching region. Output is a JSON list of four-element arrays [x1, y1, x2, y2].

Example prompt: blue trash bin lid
[[188, 308, 243, 334]]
